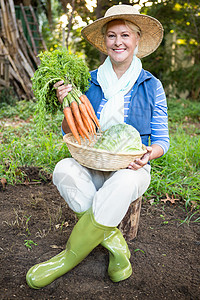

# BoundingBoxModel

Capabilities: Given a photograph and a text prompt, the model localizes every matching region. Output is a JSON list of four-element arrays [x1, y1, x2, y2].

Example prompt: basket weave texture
[[63, 133, 147, 171]]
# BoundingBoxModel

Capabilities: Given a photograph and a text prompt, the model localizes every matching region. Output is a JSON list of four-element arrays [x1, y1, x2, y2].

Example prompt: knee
[[54, 158, 76, 173], [113, 168, 150, 195], [114, 169, 138, 188], [53, 158, 77, 185]]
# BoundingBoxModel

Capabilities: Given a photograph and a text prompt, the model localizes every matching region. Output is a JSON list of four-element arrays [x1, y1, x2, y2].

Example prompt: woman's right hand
[[53, 81, 72, 104]]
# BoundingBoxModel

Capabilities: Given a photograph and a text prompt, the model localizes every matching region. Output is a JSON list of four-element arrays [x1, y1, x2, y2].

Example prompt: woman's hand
[[128, 146, 152, 170], [53, 80, 72, 104]]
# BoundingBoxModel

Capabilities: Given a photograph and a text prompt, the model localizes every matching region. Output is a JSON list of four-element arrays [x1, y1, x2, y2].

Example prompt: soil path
[[0, 172, 199, 300]]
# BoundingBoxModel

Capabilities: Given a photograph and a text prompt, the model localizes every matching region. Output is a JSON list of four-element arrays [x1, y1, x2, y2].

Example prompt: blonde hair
[[102, 19, 141, 38], [124, 20, 141, 37]]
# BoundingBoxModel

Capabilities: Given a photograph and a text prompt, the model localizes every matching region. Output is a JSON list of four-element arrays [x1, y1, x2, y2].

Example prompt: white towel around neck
[[97, 55, 142, 131]]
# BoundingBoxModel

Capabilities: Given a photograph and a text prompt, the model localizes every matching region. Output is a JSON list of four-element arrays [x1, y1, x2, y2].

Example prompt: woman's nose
[[115, 35, 122, 46]]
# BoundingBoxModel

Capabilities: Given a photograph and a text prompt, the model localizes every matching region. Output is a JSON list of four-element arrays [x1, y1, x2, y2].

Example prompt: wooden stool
[[119, 196, 142, 241]]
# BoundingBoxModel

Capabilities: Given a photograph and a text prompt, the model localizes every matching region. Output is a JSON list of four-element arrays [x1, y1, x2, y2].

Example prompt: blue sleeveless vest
[[85, 69, 157, 146]]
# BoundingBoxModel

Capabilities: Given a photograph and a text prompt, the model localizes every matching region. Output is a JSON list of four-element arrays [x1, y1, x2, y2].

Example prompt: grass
[[167, 97, 200, 123], [148, 123, 200, 207], [0, 96, 200, 212], [0, 100, 70, 183]]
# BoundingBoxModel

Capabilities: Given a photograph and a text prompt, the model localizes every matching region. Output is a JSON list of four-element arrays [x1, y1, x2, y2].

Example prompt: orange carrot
[[81, 112, 95, 138], [70, 101, 90, 141], [90, 119, 97, 136], [79, 94, 101, 129], [80, 112, 91, 132], [79, 103, 96, 134], [74, 119, 85, 141], [63, 106, 81, 145]]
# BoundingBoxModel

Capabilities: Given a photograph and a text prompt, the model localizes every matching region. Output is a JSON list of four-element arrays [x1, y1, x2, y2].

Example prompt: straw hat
[[81, 4, 163, 58]]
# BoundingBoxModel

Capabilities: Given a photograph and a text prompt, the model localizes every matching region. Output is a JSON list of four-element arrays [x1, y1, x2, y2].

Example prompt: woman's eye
[[108, 34, 115, 38], [122, 34, 129, 37]]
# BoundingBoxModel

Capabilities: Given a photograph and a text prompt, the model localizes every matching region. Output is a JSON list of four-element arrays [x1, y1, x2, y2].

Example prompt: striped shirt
[[96, 79, 169, 154]]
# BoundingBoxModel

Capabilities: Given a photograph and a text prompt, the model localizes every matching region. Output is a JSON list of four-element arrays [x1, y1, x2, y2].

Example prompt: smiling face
[[105, 19, 140, 71]]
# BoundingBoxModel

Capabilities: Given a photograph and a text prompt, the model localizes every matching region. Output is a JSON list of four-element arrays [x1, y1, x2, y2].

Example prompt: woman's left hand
[[128, 146, 152, 170]]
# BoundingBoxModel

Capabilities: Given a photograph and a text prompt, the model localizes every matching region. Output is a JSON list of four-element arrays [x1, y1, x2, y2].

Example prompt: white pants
[[53, 158, 151, 227]]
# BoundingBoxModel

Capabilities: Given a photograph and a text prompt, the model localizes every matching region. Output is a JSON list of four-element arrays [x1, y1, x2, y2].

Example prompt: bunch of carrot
[[31, 48, 98, 137], [63, 87, 100, 145]]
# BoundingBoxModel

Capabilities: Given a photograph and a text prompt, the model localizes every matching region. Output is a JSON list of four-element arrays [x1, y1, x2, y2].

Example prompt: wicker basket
[[63, 133, 147, 171]]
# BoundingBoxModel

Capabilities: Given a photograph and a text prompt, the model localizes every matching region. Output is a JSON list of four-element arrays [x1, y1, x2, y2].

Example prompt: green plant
[[177, 212, 200, 225], [0, 103, 70, 184], [160, 214, 169, 225], [167, 98, 200, 123], [142, 1, 200, 100], [60, 220, 65, 231], [0, 99, 36, 120], [145, 121, 200, 210], [24, 239, 38, 250], [134, 249, 145, 254], [25, 215, 32, 236], [0, 87, 17, 106]]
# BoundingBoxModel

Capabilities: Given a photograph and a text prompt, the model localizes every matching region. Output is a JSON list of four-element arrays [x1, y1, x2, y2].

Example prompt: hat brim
[[81, 14, 163, 58]]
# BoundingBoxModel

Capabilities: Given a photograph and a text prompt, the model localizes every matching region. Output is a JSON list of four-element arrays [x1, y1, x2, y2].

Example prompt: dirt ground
[[0, 167, 199, 300]]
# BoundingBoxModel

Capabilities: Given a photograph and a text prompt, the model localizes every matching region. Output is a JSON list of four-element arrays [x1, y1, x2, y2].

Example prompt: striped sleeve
[[150, 80, 170, 154], [96, 98, 108, 120], [124, 93, 132, 122]]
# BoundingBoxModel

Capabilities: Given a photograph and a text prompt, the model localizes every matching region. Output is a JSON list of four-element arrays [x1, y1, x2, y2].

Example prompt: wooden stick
[[8, 0, 19, 39], [5, 0, 17, 50], [20, 3, 37, 56], [17, 34, 36, 72], [0, 0, 11, 43], [17, 19, 39, 66], [0, 37, 30, 96]]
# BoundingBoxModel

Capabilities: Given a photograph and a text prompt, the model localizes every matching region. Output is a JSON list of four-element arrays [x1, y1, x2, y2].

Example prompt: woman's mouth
[[113, 48, 126, 53]]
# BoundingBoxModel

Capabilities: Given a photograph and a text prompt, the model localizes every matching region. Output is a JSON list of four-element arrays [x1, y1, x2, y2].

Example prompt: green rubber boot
[[76, 212, 132, 282], [26, 209, 114, 289], [101, 228, 132, 282]]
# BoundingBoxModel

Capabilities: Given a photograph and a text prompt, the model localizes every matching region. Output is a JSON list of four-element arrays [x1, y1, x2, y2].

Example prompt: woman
[[26, 5, 169, 289]]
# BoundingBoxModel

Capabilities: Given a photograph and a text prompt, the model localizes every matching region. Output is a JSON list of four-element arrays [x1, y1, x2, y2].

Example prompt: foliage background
[[32, 0, 200, 100]]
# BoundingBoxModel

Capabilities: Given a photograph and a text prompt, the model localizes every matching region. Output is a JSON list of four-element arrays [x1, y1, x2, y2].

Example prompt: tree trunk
[[66, 0, 75, 49], [47, 0, 53, 32]]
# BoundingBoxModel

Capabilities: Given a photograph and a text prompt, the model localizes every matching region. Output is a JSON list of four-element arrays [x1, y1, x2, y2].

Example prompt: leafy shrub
[[167, 98, 200, 123], [0, 87, 17, 106]]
